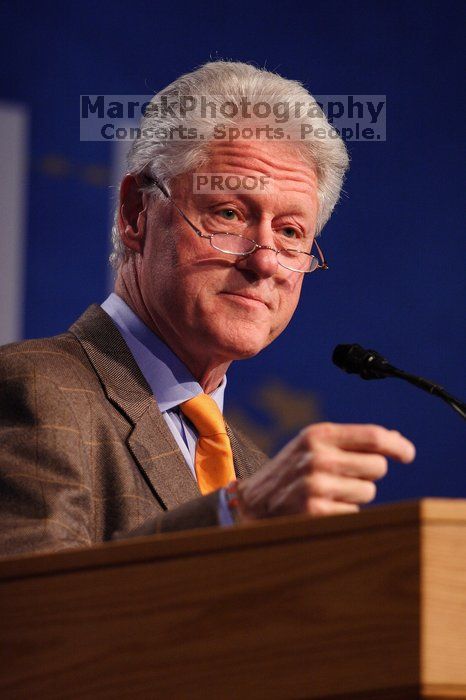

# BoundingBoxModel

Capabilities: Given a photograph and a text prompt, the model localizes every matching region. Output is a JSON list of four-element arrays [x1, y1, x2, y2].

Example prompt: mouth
[[221, 291, 271, 309]]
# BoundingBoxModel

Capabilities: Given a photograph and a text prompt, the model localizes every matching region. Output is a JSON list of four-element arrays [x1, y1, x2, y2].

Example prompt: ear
[[118, 174, 148, 255]]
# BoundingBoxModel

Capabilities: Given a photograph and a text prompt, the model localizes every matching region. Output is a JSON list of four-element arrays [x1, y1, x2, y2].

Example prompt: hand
[[236, 423, 416, 520]]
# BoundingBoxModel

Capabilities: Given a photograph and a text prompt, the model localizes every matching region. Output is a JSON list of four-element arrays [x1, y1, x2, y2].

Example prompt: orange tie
[[180, 393, 235, 494]]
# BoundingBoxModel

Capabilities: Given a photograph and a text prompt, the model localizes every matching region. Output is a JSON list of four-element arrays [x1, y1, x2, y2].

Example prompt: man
[[0, 61, 415, 557]]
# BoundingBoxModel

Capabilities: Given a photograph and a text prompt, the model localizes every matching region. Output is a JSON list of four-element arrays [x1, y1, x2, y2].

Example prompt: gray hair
[[110, 60, 349, 269]]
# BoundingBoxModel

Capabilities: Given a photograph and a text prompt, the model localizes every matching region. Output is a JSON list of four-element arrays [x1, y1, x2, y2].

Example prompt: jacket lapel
[[127, 405, 201, 508], [69, 305, 201, 509], [227, 423, 268, 479]]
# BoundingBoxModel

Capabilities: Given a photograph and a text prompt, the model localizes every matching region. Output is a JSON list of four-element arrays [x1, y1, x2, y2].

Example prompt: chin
[[192, 310, 276, 361], [211, 328, 272, 361]]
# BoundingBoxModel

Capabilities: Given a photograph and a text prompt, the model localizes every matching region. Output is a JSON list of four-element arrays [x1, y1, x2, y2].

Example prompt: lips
[[222, 291, 271, 309]]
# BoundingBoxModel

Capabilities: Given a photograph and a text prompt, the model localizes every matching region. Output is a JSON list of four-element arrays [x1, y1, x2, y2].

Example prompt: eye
[[218, 208, 238, 221], [281, 226, 301, 240]]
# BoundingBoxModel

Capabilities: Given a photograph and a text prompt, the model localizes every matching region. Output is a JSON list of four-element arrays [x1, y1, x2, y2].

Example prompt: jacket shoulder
[[0, 332, 99, 390]]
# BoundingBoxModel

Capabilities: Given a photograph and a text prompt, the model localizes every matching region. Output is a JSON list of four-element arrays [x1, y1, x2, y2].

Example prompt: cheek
[[141, 227, 183, 291], [281, 274, 304, 308], [274, 276, 303, 326]]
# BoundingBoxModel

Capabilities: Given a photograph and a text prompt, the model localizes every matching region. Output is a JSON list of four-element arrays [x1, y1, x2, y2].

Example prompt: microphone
[[332, 343, 466, 420], [332, 344, 394, 380]]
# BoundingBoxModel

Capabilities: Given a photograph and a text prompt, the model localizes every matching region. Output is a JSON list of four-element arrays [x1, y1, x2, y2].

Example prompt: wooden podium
[[1, 499, 465, 699]]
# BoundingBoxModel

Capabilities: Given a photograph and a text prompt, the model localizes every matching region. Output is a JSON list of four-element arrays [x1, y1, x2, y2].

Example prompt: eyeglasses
[[147, 177, 328, 274]]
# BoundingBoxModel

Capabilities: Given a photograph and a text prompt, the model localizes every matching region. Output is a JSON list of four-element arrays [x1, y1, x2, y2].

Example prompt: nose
[[234, 220, 279, 279], [234, 244, 279, 279]]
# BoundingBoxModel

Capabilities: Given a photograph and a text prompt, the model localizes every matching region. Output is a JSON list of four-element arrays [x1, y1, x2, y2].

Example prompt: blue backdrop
[[1, 0, 464, 503]]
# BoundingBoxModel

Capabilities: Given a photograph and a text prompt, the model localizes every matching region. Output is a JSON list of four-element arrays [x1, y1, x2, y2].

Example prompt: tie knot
[[180, 394, 226, 437]]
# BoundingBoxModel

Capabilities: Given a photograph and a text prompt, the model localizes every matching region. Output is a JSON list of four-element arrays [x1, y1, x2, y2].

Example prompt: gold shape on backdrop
[[226, 379, 321, 455]]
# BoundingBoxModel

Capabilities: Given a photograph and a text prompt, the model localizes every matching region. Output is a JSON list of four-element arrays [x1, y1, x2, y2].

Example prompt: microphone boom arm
[[332, 344, 466, 421], [387, 366, 466, 420]]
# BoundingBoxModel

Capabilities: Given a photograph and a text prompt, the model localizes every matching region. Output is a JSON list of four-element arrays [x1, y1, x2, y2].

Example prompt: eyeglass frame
[[143, 176, 329, 274]]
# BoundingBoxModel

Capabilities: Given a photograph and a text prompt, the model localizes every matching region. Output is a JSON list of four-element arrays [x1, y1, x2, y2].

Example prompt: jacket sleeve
[[0, 352, 94, 557], [112, 490, 223, 540]]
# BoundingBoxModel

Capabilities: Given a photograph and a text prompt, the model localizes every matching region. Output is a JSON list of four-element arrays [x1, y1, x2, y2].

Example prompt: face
[[135, 139, 319, 373]]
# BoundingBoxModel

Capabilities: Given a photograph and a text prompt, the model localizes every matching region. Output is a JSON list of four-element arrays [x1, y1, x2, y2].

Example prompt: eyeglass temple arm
[[314, 239, 328, 270], [149, 176, 207, 238]]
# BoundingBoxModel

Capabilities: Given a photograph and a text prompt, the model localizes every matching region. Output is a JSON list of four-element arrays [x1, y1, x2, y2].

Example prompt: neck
[[191, 363, 230, 394], [114, 266, 231, 394]]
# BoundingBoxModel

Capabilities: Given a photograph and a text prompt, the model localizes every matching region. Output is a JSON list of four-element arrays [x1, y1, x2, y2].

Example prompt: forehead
[[197, 139, 318, 196], [169, 139, 319, 209]]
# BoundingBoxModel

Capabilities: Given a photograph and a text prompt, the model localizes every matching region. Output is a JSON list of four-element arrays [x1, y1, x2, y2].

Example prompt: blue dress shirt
[[101, 293, 233, 525]]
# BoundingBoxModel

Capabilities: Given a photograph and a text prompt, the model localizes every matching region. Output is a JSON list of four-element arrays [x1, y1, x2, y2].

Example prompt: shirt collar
[[101, 293, 226, 413]]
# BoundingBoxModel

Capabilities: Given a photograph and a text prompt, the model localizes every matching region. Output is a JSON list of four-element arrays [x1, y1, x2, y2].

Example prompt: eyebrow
[[194, 191, 312, 218]]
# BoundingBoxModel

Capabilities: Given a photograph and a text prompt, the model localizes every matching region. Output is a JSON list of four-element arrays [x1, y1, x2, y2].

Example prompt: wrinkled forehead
[[173, 139, 318, 199]]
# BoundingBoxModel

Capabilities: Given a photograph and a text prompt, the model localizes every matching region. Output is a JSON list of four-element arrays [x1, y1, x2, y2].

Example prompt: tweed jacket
[[0, 305, 267, 558]]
